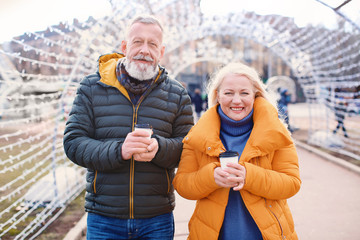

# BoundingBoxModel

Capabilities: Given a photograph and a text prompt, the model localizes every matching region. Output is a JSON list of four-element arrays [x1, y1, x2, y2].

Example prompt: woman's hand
[[214, 163, 246, 191]]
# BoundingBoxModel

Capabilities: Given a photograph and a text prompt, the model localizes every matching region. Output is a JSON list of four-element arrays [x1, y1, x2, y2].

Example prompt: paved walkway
[[66, 143, 360, 240], [287, 143, 360, 240], [173, 143, 360, 240]]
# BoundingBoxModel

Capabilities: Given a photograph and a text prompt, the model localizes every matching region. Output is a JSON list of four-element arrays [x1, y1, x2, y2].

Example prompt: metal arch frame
[[104, 0, 357, 86], [161, 12, 314, 81], [0, 1, 358, 238], [104, 0, 358, 95], [315, 0, 360, 32]]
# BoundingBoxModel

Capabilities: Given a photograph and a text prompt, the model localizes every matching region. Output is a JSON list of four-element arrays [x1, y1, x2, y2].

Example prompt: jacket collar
[[97, 53, 165, 99], [245, 97, 293, 159], [183, 104, 224, 157], [183, 97, 293, 160]]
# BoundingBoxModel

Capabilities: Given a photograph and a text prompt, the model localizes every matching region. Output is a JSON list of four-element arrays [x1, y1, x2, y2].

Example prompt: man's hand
[[133, 138, 158, 162], [121, 129, 158, 162]]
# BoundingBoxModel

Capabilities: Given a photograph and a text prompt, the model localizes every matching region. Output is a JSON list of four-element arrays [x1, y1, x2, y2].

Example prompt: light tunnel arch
[[161, 15, 313, 96], [73, 0, 358, 101], [1, 1, 359, 239]]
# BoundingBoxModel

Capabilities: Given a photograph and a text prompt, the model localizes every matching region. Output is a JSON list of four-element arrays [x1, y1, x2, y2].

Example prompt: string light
[[0, 0, 359, 239]]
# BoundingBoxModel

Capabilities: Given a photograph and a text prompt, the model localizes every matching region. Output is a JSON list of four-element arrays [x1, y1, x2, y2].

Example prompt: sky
[[0, 0, 112, 43], [200, 0, 360, 28], [0, 0, 359, 43]]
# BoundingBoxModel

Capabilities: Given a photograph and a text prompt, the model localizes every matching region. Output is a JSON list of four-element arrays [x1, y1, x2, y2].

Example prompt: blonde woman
[[173, 62, 301, 240]]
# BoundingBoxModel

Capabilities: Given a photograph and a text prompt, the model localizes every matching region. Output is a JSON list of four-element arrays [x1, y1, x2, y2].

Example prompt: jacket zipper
[[241, 157, 285, 239], [255, 156, 260, 166], [253, 157, 285, 239], [129, 154, 135, 218], [265, 199, 285, 239], [129, 93, 147, 219], [93, 170, 98, 194], [165, 169, 170, 192], [129, 104, 137, 219]]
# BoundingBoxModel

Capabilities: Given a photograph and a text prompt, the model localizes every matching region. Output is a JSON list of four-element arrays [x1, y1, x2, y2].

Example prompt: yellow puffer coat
[[173, 97, 301, 240]]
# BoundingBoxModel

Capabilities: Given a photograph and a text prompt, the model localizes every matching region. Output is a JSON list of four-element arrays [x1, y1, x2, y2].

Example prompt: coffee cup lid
[[135, 123, 152, 129], [219, 151, 239, 157]]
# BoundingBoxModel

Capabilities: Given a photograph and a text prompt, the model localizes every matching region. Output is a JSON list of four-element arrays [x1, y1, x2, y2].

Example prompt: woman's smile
[[217, 73, 255, 121]]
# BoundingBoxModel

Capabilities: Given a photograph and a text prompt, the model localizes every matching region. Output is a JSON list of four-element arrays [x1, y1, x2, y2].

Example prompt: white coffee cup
[[219, 151, 239, 177], [134, 123, 152, 139]]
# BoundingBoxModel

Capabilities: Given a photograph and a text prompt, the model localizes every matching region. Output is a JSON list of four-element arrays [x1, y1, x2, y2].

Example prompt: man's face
[[121, 22, 165, 80]]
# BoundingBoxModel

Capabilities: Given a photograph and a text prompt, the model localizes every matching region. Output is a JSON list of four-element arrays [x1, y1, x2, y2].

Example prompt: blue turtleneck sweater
[[218, 106, 262, 240]]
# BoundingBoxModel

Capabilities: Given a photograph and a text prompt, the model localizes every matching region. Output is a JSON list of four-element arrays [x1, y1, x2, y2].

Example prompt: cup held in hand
[[219, 151, 239, 176], [134, 123, 153, 138]]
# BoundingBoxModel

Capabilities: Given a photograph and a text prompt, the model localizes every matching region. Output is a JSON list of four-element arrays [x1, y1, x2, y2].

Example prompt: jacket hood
[[95, 53, 127, 98], [97, 53, 124, 86], [96, 53, 166, 97], [183, 97, 293, 160], [97, 53, 166, 82]]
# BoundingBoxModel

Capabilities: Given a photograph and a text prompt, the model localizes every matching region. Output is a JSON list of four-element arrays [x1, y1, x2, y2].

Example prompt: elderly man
[[63, 15, 194, 239]]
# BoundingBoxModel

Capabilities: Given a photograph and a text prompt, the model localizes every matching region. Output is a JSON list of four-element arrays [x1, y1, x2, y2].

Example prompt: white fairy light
[[0, 0, 359, 239]]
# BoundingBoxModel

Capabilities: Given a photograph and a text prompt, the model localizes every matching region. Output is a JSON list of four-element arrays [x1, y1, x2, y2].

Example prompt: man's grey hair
[[126, 15, 164, 38]]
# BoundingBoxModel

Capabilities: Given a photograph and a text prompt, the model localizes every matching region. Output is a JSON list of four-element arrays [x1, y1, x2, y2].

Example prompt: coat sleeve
[[151, 87, 194, 169], [63, 77, 126, 171], [173, 144, 221, 200], [243, 144, 301, 200]]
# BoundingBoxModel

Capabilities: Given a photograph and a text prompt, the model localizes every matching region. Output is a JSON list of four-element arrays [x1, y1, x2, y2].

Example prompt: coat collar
[[183, 104, 224, 157], [97, 53, 165, 99], [246, 97, 293, 159], [183, 97, 293, 160]]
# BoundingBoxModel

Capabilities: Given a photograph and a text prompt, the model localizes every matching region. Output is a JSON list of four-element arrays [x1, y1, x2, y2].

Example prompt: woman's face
[[217, 73, 255, 121]]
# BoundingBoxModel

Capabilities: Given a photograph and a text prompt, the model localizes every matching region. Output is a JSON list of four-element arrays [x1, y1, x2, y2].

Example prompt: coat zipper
[[241, 156, 286, 239], [129, 103, 137, 219], [255, 156, 260, 166], [165, 169, 170, 192], [250, 157, 286, 239], [129, 92, 148, 219], [93, 170, 98, 194], [265, 199, 285, 239], [129, 155, 134, 218]]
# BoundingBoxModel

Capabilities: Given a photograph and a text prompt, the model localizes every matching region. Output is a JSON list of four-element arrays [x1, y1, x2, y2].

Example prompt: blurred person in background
[[191, 88, 203, 122], [277, 87, 292, 132], [333, 99, 349, 138]]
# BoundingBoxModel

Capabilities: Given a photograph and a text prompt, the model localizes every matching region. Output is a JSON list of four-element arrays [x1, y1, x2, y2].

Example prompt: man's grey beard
[[124, 56, 159, 81]]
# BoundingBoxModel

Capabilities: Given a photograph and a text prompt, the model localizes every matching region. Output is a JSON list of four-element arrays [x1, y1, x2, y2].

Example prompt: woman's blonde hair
[[207, 62, 269, 108]]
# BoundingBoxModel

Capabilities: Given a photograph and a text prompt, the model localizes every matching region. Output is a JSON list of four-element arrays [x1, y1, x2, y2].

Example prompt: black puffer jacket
[[63, 53, 194, 219]]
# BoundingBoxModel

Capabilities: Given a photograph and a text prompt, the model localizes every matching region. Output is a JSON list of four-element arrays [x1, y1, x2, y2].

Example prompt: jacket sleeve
[[173, 144, 221, 200], [63, 77, 126, 171], [151, 88, 194, 169], [243, 144, 301, 200]]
